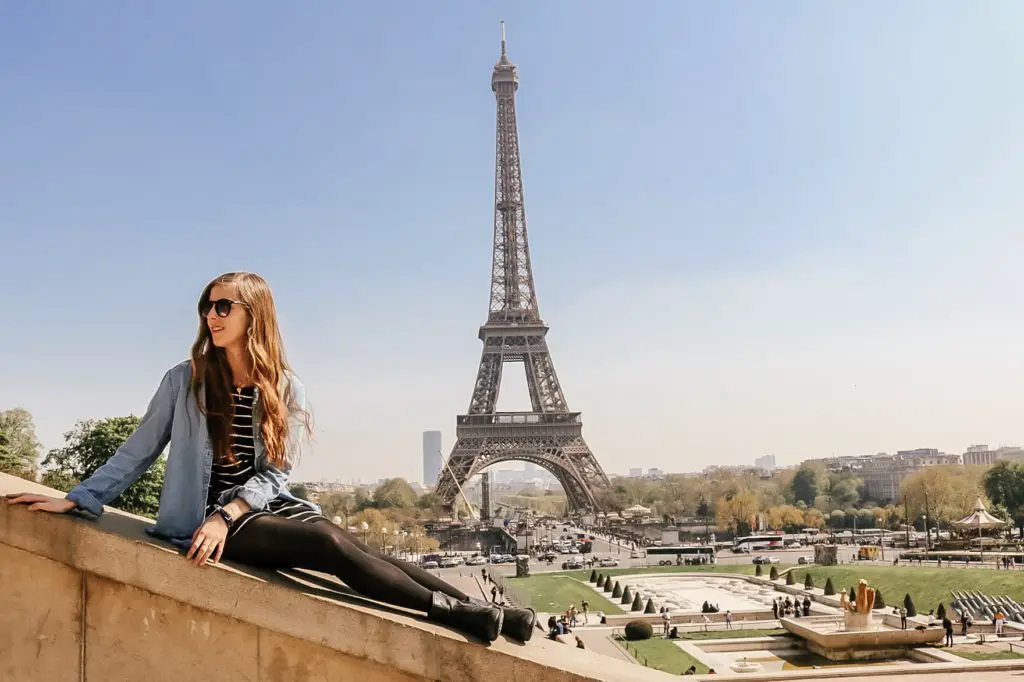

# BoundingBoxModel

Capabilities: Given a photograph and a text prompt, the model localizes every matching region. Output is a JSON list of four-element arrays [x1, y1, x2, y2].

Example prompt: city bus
[[733, 534, 786, 552], [645, 545, 716, 565]]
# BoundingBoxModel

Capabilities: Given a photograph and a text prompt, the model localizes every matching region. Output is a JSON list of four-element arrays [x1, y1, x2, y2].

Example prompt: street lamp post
[[361, 521, 369, 546]]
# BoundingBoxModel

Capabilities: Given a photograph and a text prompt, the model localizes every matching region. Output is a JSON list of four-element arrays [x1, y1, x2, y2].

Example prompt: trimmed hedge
[[644, 598, 656, 614], [770, 567, 779, 581], [824, 578, 835, 596], [631, 593, 644, 611], [589, 569, 598, 583], [612, 581, 623, 599], [804, 573, 814, 590], [624, 620, 653, 641]]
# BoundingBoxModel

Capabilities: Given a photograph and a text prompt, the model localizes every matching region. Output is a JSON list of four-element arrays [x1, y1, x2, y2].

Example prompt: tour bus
[[645, 545, 716, 565], [732, 534, 786, 552]]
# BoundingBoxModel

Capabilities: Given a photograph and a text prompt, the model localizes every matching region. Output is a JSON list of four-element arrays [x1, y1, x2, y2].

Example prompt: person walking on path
[[943, 617, 954, 646], [724, 611, 733, 630], [995, 611, 1005, 635], [5, 272, 537, 644], [899, 606, 907, 630]]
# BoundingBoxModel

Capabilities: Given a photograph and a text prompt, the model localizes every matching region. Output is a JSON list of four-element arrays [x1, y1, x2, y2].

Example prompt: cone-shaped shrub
[[937, 603, 946, 620], [849, 587, 857, 604], [632, 593, 644, 611], [873, 590, 886, 610], [644, 598, 656, 614], [824, 578, 835, 596], [604, 578, 614, 592], [755, 563, 763, 577], [903, 594, 917, 618], [612, 581, 623, 598], [596, 574, 606, 588], [621, 587, 633, 604], [589, 569, 598, 583], [804, 573, 814, 590], [786, 571, 796, 586], [770, 567, 779, 581]]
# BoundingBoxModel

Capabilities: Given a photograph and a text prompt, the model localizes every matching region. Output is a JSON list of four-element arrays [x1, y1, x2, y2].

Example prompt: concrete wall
[[1, 473, 672, 682]]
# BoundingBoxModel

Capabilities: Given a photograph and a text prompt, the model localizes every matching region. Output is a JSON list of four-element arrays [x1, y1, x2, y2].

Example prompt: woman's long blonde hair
[[190, 272, 310, 468]]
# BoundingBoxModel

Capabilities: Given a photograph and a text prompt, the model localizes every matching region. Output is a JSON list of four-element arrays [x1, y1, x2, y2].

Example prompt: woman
[[6, 272, 536, 644]]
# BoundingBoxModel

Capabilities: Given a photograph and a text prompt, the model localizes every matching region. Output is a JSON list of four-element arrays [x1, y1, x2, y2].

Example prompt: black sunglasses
[[199, 298, 247, 318]]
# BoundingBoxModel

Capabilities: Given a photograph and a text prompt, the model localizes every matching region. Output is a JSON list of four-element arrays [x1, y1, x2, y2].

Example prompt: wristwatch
[[211, 504, 237, 528]]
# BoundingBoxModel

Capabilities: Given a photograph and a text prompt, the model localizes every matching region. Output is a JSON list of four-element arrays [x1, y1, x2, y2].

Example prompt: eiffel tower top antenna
[[500, 19, 507, 59]]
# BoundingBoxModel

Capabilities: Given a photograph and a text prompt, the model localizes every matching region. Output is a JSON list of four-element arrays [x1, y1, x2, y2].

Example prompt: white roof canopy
[[953, 498, 1008, 529]]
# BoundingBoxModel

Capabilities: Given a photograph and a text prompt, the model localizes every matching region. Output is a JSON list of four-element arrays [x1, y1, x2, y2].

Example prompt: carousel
[[952, 497, 1009, 550]]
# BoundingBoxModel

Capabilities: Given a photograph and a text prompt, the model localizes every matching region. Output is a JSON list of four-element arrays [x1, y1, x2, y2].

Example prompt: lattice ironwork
[[436, 24, 610, 514]]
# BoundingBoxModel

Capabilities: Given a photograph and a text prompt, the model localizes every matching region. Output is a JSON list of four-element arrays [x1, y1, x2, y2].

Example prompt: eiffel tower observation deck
[[435, 23, 610, 514]]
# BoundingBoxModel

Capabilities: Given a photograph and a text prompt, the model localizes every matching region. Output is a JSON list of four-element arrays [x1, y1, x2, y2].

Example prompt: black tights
[[222, 515, 469, 613]]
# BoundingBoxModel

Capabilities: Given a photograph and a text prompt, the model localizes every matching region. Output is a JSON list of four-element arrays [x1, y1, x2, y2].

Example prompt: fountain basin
[[730, 660, 765, 673], [781, 616, 944, 662]]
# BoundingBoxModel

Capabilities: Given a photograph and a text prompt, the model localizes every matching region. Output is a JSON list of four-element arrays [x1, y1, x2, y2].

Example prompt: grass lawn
[[506, 574, 625, 613], [679, 628, 788, 640], [614, 636, 709, 675], [949, 647, 1024, 661], [787, 565, 1024, 615]]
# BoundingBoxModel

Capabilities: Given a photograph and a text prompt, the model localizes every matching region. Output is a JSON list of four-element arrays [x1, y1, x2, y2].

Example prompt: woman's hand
[[186, 515, 229, 567], [5, 493, 77, 514]]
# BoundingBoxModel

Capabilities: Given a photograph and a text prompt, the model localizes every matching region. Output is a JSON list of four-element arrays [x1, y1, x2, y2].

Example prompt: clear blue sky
[[2, 2, 1023, 483]]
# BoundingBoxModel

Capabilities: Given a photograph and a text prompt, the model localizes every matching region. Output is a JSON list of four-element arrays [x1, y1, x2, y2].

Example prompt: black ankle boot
[[468, 598, 537, 642], [500, 606, 538, 642], [429, 592, 503, 642]]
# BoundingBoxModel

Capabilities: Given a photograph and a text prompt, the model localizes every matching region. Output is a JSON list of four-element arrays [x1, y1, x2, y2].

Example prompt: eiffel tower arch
[[435, 23, 610, 514]]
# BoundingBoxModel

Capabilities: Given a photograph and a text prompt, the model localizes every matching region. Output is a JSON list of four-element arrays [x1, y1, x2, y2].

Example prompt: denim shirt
[[66, 360, 319, 549]]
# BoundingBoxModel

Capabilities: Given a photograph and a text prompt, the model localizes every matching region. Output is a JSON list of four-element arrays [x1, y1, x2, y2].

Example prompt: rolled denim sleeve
[[218, 375, 310, 511], [66, 369, 177, 517]]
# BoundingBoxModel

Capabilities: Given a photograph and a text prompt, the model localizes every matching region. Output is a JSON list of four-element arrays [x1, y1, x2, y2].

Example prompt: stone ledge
[[0, 473, 671, 681]]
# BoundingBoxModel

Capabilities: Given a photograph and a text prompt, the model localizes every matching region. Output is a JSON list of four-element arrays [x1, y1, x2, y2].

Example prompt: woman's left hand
[[187, 515, 229, 567]]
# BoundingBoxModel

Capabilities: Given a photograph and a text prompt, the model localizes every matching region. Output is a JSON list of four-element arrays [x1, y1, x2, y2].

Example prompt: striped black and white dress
[[206, 386, 326, 536]]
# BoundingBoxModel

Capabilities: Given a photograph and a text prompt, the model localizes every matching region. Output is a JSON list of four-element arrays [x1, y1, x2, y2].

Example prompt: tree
[[824, 578, 835, 596], [0, 407, 42, 479], [288, 483, 311, 501], [42, 417, 165, 518], [803, 508, 825, 529], [790, 466, 820, 506], [372, 478, 418, 509], [716, 489, 759, 536], [984, 461, 1024, 537], [902, 466, 983, 530]]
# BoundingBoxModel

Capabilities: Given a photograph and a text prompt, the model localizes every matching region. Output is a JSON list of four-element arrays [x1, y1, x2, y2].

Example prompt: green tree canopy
[[0, 407, 43, 479], [984, 461, 1024, 536], [790, 466, 820, 506], [372, 477, 418, 509], [42, 416, 166, 518]]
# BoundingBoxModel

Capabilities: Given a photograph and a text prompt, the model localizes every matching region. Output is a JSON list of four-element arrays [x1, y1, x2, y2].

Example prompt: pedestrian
[[772, 599, 779, 620], [662, 609, 672, 637], [996, 611, 1006, 635], [899, 606, 907, 630], [581, 599, 589, 624], [943, 617, 954, 646], [724, 610, 733, 630]]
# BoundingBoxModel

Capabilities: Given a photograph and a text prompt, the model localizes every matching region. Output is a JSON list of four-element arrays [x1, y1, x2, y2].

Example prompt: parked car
[[630, 550, 644, 559], [599, 557, 619, 567], [561, 557, 585, 570], [797, 556, 813, 565]]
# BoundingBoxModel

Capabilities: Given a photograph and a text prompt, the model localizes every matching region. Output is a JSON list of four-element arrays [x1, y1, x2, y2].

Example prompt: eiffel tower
[[435, 23, 610, 513]]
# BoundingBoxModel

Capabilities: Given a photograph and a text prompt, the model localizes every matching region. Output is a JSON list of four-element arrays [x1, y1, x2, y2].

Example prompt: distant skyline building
[[754, 454, 777, 472], [422, 431, 443, 485], [628, 468, 643, 478]]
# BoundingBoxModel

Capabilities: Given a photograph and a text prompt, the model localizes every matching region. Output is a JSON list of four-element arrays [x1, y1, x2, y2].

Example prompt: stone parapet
[[0, 473, 671, 682]]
